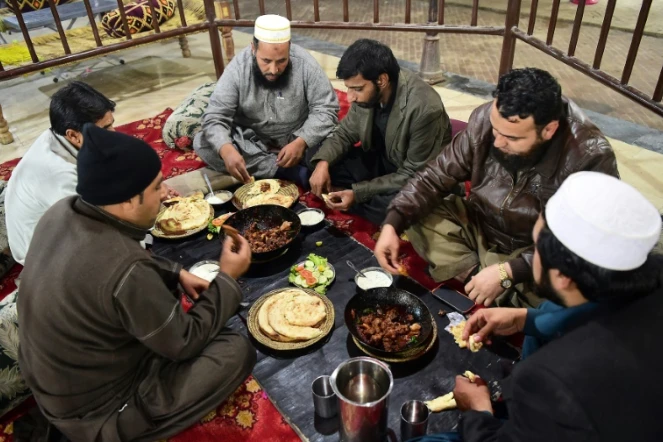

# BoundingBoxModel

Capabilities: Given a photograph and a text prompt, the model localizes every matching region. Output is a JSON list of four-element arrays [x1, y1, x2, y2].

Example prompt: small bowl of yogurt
[[205, 190, 233, 207], [297, 208, 325, 228], [189, 260, 220, 282], [354, 267, 394, 291]]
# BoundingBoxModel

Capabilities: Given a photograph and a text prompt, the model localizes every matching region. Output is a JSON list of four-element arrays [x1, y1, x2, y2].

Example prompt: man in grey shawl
[[194, 14, 339, 186]]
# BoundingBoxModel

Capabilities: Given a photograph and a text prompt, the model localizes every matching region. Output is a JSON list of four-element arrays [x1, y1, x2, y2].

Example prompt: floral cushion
[[101, 0, 175, 38], [7, 0, 72, 14], [162, 82, 217, 150], [0, 289, 29, 418]]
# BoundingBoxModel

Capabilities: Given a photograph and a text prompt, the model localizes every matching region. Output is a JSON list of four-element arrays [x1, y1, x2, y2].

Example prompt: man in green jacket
[[308, 39, 451, 225]]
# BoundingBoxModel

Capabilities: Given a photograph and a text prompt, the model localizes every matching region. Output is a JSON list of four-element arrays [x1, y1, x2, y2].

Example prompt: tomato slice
[[212, 218, 224, 227], [305, 277, 317, 286], [298, 269, 313, 279]]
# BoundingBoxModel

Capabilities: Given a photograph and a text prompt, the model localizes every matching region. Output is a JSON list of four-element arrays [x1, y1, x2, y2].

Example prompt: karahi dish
[[351, 305, 422, 353], [223, 204, 302, 261]]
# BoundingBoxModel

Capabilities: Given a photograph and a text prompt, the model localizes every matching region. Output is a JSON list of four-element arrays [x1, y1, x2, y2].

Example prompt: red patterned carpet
[[0, 90, 459, 440]]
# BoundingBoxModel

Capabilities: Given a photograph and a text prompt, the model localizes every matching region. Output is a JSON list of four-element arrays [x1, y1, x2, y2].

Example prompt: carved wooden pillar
[[178, 35, 191, 58], [214, 0, 235, 61], [0, 104, 14, 145], [419, 0, 445, 84]]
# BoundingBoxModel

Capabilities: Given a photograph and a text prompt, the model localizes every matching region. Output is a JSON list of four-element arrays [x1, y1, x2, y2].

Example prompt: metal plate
[[151, 204, 214, 239], [232, 179, 299, 210], [290, 261, 336, 291], [247, 288, 335, 351]]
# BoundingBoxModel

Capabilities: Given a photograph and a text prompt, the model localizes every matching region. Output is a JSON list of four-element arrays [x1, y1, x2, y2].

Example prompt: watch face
[[501, 279, 513, 289]]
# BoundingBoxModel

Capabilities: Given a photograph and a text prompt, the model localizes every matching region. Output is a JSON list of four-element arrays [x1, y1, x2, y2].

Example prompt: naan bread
[[269, 299, 322, 341], [258, 293, 296, 340], [284, 294, 326, 327], [425, 392, 456, 412], [246, 179, 281, 197], [244, 193, 294, 208], [157, 197, 211, 234]]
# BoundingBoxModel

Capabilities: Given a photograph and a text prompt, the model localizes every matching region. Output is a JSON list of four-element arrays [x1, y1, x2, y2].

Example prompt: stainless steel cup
[[330, 357, 394, 442], [400, 400, 430, 441], [312, 375, 337, 418]]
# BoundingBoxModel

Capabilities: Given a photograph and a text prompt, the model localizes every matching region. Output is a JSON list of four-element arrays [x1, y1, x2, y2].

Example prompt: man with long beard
[[194, 14, 339, 185], [375, 68, 619, 307]]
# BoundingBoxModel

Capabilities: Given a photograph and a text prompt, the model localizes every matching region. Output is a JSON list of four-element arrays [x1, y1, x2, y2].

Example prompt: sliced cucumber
[[304, 260, 315, 269], [323, 269, 334, 278], [295, 275, 304, 286], [318, 276, 328, 284], [312, 271, 321, 278]]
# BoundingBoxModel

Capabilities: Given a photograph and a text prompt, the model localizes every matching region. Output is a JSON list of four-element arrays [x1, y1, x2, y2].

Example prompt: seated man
[[375, 68, 619, 307], [18, 125, 256, 441], [5, 81, 115, 265], [194, 14, 339, 186], [309, 39, 451, 225], [447, 172, 662, 442]]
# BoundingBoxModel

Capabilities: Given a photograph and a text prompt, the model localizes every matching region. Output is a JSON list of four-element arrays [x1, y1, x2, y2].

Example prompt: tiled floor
[[1, 30, 662, 213]]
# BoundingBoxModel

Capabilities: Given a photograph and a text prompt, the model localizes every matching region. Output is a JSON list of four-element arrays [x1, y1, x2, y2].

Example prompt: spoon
[[346, 260, 367, 278], [203, 173, 215, 196]]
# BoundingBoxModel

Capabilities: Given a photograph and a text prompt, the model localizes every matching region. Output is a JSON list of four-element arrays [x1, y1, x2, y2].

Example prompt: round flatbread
[[245, 193, 295, 208], [157, 196, 211, 234], [246, 179, 281, 197], [284, 295, 326, 327], [267, 295, 322, 341]]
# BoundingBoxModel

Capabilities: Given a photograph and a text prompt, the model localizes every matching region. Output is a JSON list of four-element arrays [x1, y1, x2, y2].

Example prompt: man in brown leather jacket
[[309, 39, 451, 225], [375, 68, 619, 307]]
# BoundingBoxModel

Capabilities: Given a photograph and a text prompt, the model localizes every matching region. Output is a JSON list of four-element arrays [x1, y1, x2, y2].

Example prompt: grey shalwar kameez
[[194, 44, 339, 179]]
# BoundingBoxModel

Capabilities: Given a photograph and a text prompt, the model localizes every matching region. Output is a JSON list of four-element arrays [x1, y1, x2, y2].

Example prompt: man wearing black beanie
[[17, 125, 256, 441]]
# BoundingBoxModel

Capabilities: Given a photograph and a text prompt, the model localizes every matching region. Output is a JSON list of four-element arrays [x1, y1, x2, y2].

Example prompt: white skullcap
[[254, 15, 291, 44], [546, 171, 661, 271]]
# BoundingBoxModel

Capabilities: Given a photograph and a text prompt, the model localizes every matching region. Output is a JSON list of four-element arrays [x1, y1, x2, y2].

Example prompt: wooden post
[[0, 104, 14, 145], [419, 0, 445, 84], [215, 0, 235, 61], [498, 0, 522, 78]]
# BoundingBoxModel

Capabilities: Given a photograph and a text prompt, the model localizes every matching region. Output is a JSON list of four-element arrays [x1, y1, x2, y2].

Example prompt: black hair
[[492, 68, 562, 128], [49, 81, 115, 136], [536, 221, 663, 303], [336, 39, 400, 83]]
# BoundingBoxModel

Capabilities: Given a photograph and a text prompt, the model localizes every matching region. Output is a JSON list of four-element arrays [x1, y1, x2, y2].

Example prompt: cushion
[[7, 0, 72, 14], [162, 82, 216, 150], [101, 0, 175, 38], [0, 289, 30, 418]]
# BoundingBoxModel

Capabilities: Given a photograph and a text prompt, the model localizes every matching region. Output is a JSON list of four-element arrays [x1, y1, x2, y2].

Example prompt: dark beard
[[490, 139, 548, 176], [534, 268, 566, 306], [252, 56, 292, 90], [354, 82, 380, 108]]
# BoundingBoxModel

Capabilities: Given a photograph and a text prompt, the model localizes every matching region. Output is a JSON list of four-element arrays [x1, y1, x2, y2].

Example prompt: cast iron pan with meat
[[345, 287, 434, 358], [224, 204, 301, 261]]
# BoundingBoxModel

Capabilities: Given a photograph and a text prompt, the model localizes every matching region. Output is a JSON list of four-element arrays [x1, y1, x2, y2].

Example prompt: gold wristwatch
[[498, 262, 513, 289]]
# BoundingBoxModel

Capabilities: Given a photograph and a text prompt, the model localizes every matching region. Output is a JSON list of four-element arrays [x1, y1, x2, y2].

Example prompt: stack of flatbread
[[243, 179, 294, 208], [156, 192, 211, 235], [258, 289, 327, 342]]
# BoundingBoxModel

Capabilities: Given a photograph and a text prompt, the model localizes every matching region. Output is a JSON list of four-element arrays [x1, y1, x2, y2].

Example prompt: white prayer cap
[[546, 171, 661, 271], [254, 15, 291, 44]]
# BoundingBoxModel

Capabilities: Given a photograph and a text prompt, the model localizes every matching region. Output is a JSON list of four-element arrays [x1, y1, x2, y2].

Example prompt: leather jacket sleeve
[[383, 110, 478, 233]]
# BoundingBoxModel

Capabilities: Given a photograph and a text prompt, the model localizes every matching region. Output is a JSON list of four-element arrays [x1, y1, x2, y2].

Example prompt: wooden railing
[[501, 0, 662, 117], [1, 0, 661, 118]]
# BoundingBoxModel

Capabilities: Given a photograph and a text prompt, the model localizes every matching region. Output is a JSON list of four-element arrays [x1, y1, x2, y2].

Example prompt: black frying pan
[[224, 204, 301, 262], [344, 287, 434, 358]]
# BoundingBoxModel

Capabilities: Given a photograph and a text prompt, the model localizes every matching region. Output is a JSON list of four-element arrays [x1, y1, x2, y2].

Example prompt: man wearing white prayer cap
[[421, 171, 663, 442], [194, 14, 339, 186]]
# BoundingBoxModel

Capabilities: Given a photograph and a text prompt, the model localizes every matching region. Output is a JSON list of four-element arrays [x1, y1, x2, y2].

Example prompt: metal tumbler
[[312, 375, 338, 418], [400, 400, 430, 441]]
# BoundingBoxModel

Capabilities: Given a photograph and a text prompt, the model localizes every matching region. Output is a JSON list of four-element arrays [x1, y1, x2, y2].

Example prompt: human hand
[[309, 162, 332, 197], [462, 308, 527, 344], [453, 375, 492, 414], [326, 190, 355, 211], [465, 264, 504, 307], [163, 184, 180, 199], [179, 269, 210, 301], [276, 139, 306, 168], [219, 234, 251, 279], [374, 224, 402, 275], [220, 144, 251, 184]]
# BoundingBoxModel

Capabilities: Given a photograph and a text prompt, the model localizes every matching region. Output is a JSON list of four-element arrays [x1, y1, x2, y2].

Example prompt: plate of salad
[[289, 253, 335, 295]]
